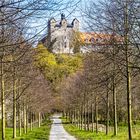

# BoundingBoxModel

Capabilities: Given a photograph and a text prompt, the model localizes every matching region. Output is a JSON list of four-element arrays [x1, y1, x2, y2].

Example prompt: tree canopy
[[34, 43, 83, 90]]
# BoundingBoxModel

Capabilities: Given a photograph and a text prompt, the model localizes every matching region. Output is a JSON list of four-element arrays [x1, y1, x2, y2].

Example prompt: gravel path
[[49, 115, 76, 140]]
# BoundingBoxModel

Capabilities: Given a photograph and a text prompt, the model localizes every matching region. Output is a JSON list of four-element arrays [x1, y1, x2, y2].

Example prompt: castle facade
[[42, 14, 79, 53], [40, 14, 122, 54]]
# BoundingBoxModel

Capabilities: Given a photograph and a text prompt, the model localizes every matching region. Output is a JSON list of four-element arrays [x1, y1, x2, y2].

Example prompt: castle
[[41, 14, 79, 53], [41, 14, 122, 53]]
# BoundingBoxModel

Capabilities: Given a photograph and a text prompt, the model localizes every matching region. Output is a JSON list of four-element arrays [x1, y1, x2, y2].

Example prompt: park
[[0, 0, 140, 140]]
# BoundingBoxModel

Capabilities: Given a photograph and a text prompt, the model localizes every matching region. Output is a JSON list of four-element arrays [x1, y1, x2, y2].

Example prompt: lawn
[[62, 119, 140, 140], [2, 119, 52, 140]]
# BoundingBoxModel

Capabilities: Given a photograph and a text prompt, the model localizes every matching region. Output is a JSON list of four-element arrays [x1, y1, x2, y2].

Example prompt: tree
[[34, 43, 83, 92], [83, 0, 140, 139], [0, 0, 81, 139]]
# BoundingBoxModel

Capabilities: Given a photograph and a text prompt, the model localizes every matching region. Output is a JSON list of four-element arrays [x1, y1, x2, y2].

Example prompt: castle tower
[[61, 13, 65, 20], [48, 18, 56, 33], [60, 13, 67, 28], [44, 14, 80, 54], [72, 18, 79, 31]]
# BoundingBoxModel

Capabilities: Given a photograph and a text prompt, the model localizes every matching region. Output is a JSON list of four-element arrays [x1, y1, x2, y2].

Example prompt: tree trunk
[[13, 78, 17, 138], [95, 96, 98, 134], [73, 110, 76, 125], [1, 57, 5, 140], [32, 112, 35, 128], [23, 103, 27, 134], [111, 29, 118, 136], [106, 90, 109, 135], [81, 105, 83, 130], [30, 112, 33, 131], [26, 105, 28, 133], [87, 101, 90, 131], [91, 104, 94, 132], [66, 112, 68, 121], [68, 111, 71, 123], [83, 92, 86, 131], [78, 110, 80, 129], [75, 109, 78, 127], [124, 1, 132, 139], [112, 76, 117, 136], [38, 112, 41, 128], [17, 82, 22, 137], [19, 106, 22, 136], [84, 105, 86, 131]]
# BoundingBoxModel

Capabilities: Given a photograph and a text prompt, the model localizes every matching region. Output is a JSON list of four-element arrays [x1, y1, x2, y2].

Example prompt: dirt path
[[49, 115, 76, 140]]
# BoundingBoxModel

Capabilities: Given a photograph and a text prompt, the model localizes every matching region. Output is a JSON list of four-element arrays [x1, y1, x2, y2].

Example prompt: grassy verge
[[62, 118, 140, 140], [5, 119, 52, 140]]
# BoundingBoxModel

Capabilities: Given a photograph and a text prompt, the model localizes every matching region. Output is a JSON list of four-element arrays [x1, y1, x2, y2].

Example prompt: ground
[[49, 114, 76, 140]]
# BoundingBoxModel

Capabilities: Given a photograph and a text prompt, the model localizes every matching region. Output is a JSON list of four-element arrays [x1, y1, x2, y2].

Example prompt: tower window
[[64, 42, 67, 48], [85, 38, 88, 43], [96, 38, 99, 42], [91, 37, 94, 43]]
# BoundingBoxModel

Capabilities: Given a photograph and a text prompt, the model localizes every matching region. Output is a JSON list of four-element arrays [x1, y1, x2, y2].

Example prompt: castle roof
[[55, 24, 61, 28], [72, 18, 79, 25], [49, 17, 56, 22], [80, 32, 123, 45], [49, 14, 79, 29]]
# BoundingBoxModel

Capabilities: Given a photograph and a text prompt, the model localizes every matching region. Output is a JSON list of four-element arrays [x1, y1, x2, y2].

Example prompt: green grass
[[4, 120, 52, 140], [62, 119, 140, 140]]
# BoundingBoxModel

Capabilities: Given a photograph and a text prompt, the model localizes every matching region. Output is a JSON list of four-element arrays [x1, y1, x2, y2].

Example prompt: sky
[[25, 0, 99, 44], [26, 0, 91, 41]]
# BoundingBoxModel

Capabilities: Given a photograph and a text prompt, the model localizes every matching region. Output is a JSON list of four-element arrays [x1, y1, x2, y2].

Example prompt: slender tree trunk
[[77, 110, 79, 128], [78, 109, 80, 129], [126, 26, 132, 140], [32, 112, 35, 128], [17, 81, 22, 137], [30, 112, 33, 131], [87, 101, 90, 131], [68, 110, 71, 123], [81, 105, 83, 130], [26, 105, 28, 133], [79, 109, 81, 129], [75, 109, 78, 127], [124, 1, 132, 139], [31, 113, 33, 131], [95, 96, 98, 134], [112, 76, 117, 136], [23, 103, 26, 134], [1, 57, 5, 140], [13, 78, 17, 138], [38, 112, 41, 128], [106, 90, 109, 135], [70, 110, 72, 123], [19, 106, 22, 136], [111, 31, 118, 135], [73, 110, 76, 125], [1, 8, 5, 140], [84, 105, 86, 131], [63, 110, 65, 118], [66, 111, 68, 121], [71, 110, 73, 124], [76, 109, 78, 128], [91, 103, 94, 132], [75, 109, 77, 127], [70, 111, 72, 123]]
